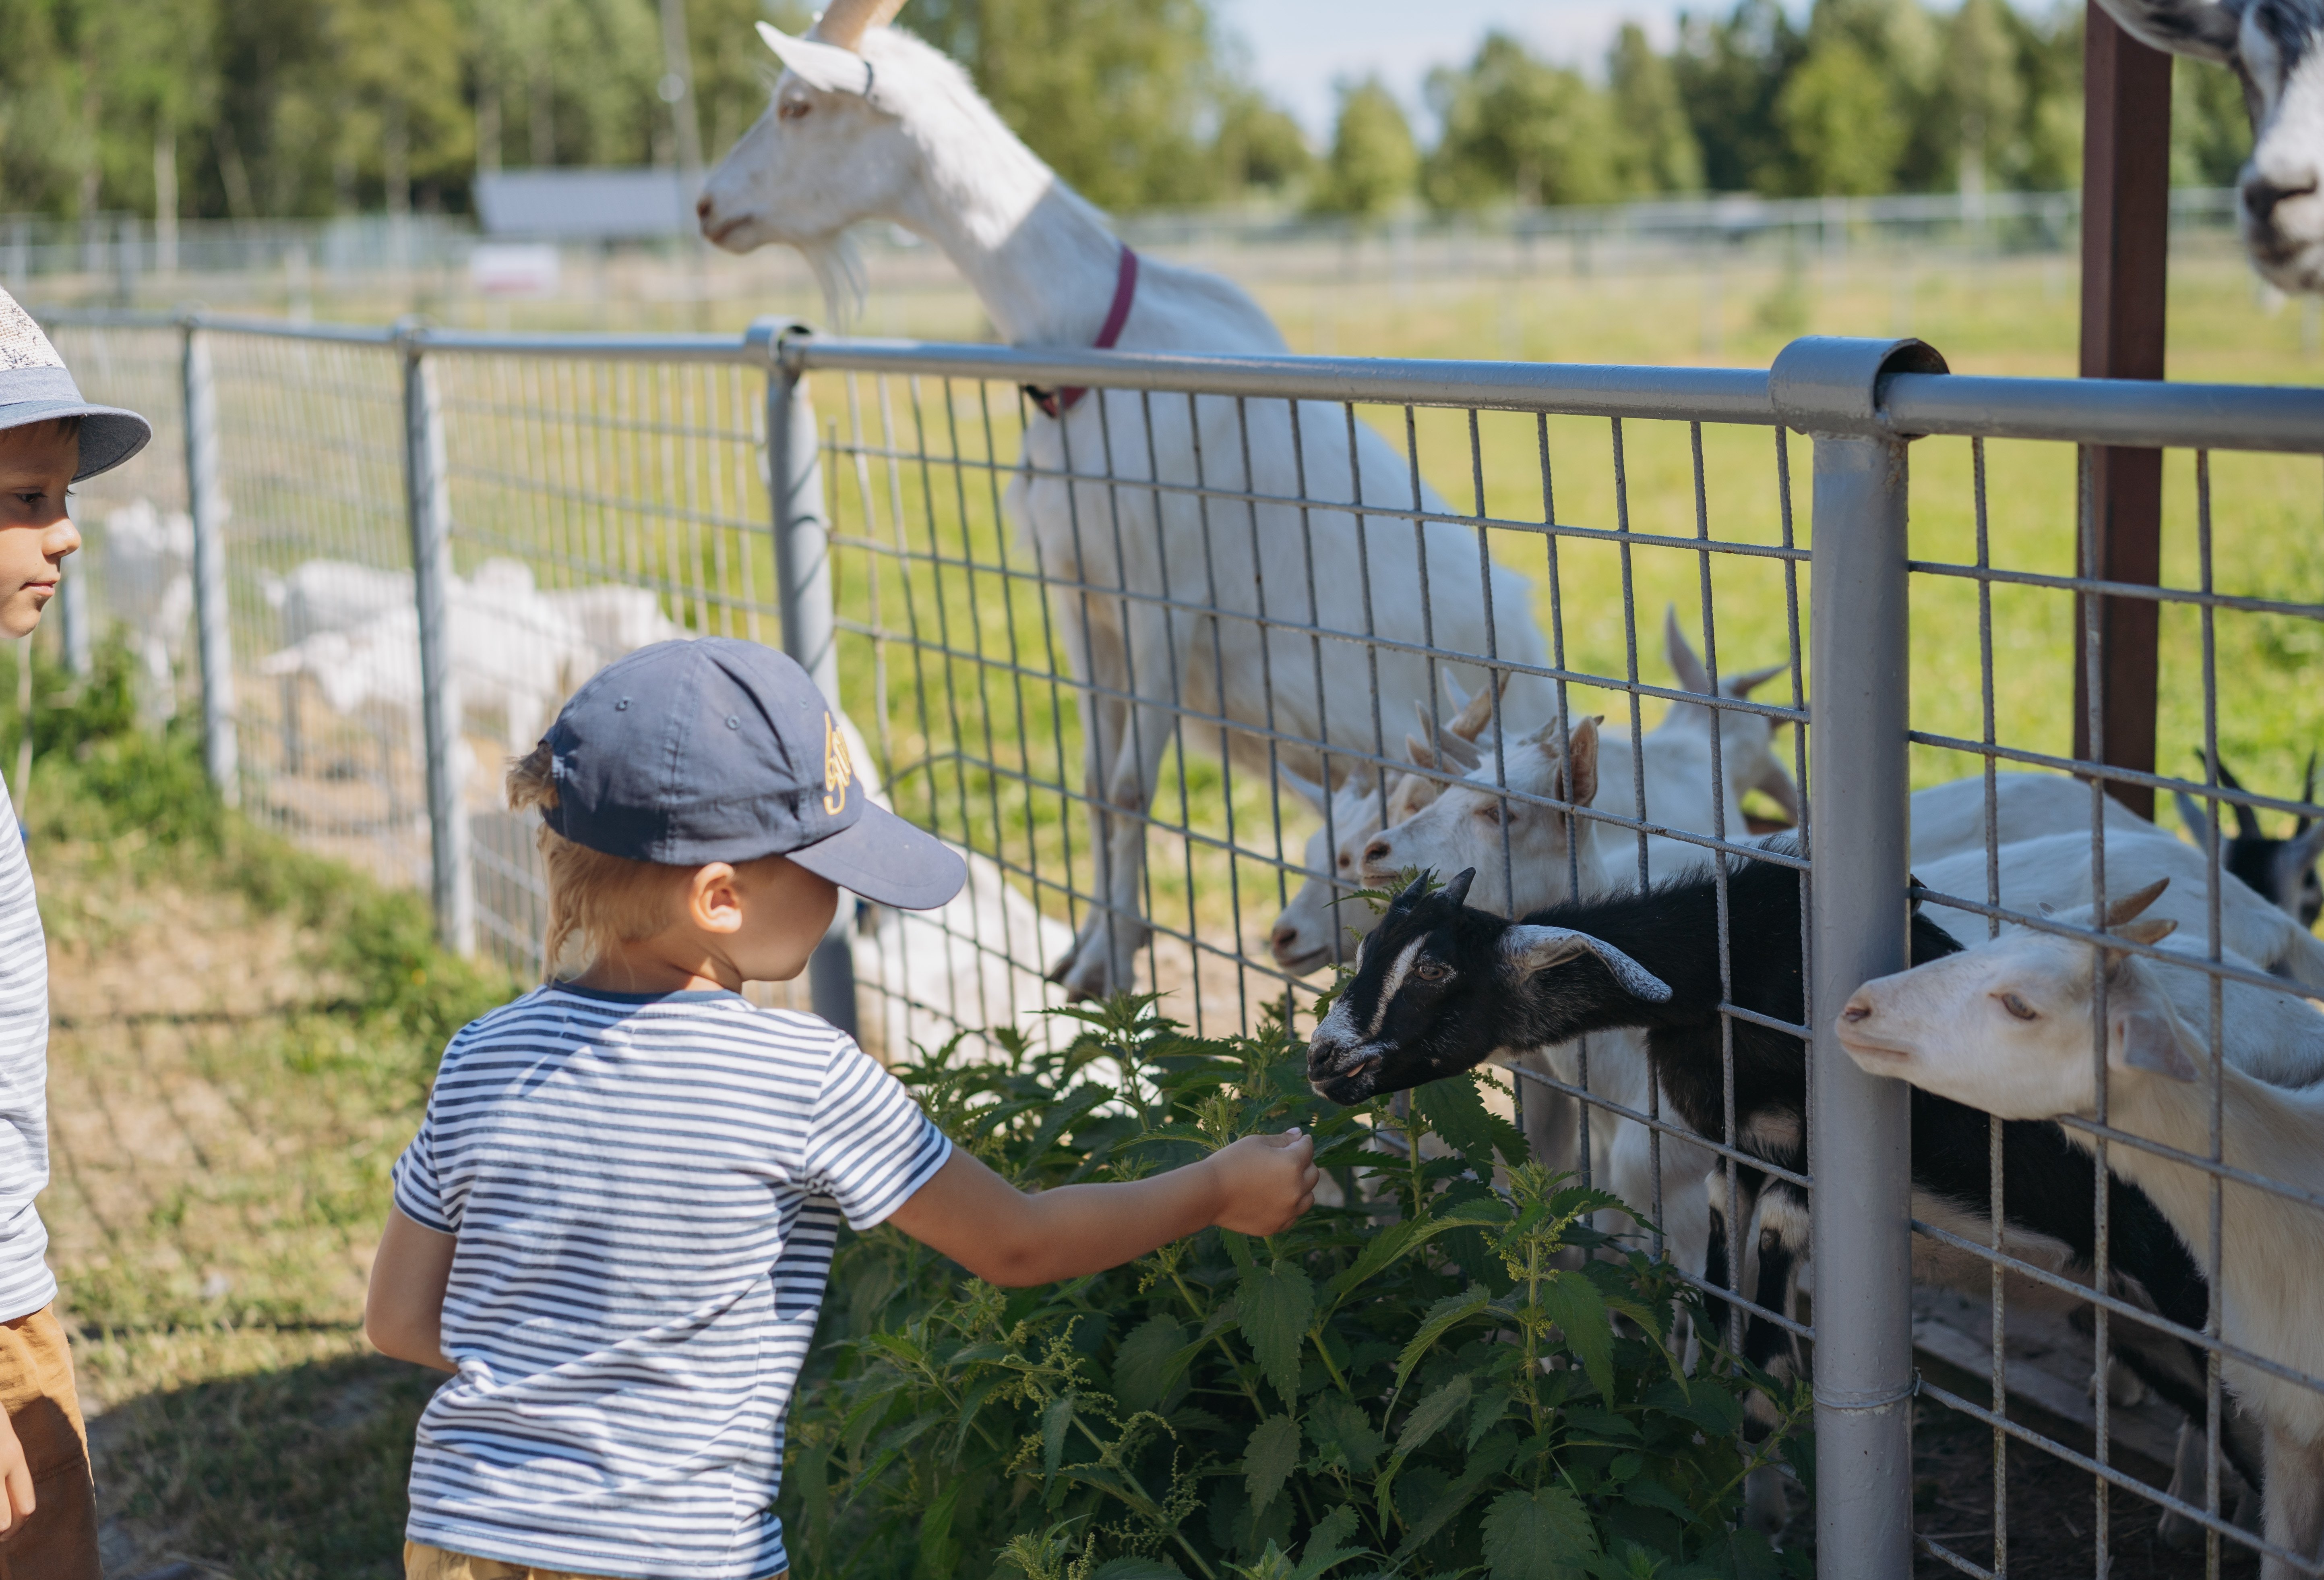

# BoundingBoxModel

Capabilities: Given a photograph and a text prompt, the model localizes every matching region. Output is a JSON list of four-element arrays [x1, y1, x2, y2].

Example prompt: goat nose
[[1840, 993, 1874, 1024], [695, 194, 715, 222], [1364, 839, 1392, 865], [2246, 172, 2319, 222], [1271, 924, 1299, 949]]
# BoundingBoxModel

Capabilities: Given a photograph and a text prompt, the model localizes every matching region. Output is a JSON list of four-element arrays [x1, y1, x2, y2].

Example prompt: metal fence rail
[[36, 305, 2324, 1579]]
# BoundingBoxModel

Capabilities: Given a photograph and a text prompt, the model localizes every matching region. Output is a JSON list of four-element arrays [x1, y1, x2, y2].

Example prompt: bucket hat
[[0, 287, 153, 481], [542, 638, 968, 911]]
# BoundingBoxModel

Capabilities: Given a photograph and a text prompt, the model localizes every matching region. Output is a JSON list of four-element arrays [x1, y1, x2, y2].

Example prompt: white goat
[[263, 557, 411, 644], [851, 848, 1076, 1066], [2088, 0, 2324, 293], [697, 0, 1556, 1000], [96, 499, 194, 716], [543, 584, 694, 673], [1909, 770, 2159, 864], [1839, 882, 2324, 1580], [1914, 829, 2324, 992]]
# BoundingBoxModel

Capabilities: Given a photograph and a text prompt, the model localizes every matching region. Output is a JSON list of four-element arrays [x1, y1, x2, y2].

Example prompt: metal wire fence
[[35, 306, 2324, 1579]]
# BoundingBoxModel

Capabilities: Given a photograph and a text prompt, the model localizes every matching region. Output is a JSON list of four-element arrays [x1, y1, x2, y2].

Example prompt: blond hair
[[507, 742, 686, 980]]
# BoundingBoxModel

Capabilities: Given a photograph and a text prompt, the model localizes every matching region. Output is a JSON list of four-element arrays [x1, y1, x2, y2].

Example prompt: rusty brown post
[[2074, 4, 2173, 820]]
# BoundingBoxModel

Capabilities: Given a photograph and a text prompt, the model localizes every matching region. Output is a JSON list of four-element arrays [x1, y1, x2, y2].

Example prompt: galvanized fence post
[[399, 325, 475, 957], [753, 318, 855, 1035], [1775, 335, 1948, 1580], [182, 318, 237, 805]]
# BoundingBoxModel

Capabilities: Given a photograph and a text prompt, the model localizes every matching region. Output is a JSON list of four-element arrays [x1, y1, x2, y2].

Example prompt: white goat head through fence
[[2097, 0, 2324, 292]]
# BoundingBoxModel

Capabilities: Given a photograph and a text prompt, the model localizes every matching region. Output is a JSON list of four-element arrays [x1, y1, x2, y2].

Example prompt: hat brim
[[0, 398, 154, 482], [786, 801, 968, 910]]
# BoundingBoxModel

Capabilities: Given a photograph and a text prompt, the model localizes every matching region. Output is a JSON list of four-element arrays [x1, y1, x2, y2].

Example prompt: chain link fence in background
[[38, 306, 2324, 1578]]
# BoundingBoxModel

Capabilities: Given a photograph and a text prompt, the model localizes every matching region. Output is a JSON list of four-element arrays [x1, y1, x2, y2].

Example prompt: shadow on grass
[[93, 1346, 436, 1580]]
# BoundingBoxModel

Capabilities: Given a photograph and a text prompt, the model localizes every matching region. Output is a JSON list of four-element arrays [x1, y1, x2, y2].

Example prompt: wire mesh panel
[[43, 323, 189, 710], [804, 349, 1820, 1528], [1890, 416, 2324, 1577], [428, 348, 780, 978], [201, 329, 424, 890]]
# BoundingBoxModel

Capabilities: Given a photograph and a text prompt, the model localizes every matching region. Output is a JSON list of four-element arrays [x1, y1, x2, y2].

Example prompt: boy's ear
[[688, 861, 746, 933]]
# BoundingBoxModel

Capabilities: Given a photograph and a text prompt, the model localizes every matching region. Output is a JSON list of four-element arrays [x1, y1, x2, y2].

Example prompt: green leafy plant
[[782, 995, 1811, 1580]]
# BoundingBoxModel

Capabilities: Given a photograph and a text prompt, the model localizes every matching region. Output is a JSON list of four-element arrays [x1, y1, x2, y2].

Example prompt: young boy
[[365, 637, 1316, 1580], [0, 286, 154, 1574]]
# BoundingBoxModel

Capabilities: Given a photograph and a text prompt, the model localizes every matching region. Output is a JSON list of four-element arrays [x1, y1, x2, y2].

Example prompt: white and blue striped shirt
[[0, 782, 56, 1323], [391, 984, 952, 1580]]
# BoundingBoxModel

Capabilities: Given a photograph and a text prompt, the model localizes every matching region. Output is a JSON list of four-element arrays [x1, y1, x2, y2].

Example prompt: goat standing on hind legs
[[696, 0, 1555, 1000]]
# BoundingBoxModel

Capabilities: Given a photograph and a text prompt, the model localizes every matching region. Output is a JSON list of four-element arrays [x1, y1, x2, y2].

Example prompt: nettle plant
[[782, 995, 1810, 1580]]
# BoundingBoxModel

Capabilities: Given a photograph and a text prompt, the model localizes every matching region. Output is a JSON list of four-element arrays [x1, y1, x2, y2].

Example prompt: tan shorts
[[405, 1543, 787, 1580], [0, 1303, 98, 1580]]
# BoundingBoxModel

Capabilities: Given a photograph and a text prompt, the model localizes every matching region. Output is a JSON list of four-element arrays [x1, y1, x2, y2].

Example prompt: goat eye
[[1475, 802, 1501, 824], [779, 99, 813, 121], [1414, 960, 1450, 982], [1999, 992, 2037, 1021]]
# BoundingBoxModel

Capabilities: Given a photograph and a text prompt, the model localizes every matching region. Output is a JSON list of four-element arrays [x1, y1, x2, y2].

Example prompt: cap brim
[[0, 398, 154, 481], [786, 801, 968, 910]]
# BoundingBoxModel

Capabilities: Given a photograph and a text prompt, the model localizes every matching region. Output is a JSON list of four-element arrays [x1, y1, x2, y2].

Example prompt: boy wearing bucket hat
[[0, 287, 153, 1573], [364, 638, 1316, 1580]]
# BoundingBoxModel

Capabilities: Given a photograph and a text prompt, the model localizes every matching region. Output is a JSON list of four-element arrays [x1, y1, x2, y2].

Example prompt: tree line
[[0, 0, 2252, 224]]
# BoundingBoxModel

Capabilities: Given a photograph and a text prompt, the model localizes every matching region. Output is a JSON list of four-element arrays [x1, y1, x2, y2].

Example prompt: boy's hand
[[1206, 1129, 1318, 1236], [0, 1405, 32, 1531]]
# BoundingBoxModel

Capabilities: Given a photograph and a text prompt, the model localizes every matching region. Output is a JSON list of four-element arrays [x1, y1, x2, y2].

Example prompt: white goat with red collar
[[696, 0, 1556, 1000]]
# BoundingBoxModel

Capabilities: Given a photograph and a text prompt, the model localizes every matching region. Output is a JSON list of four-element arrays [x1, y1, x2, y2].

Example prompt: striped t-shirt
[[391, 984, 952, 1580], [0, 782, 57, 1323]]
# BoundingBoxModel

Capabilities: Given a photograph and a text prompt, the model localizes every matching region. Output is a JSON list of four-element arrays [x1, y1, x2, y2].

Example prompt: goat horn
[[1442, 868, 1475, 907], [811, 0, 908, 50], [1449, 669, 1511, 741], [1724, 660, 1790, 699], [2102, 877, 2171, 929]]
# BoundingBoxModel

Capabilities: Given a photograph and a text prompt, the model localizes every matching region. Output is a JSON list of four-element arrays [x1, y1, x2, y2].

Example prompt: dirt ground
[[37, 846, 434, 1579]]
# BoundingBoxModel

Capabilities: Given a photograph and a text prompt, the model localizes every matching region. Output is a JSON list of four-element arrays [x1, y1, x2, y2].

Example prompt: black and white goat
[[1306, 859, 2260, 1492], [2177, 751, 2324, 929], [2094, 0, 2324, 294]]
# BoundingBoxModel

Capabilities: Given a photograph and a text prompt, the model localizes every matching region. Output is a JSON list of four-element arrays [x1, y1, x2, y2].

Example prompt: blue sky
[[1215, 0, 1690, 140]]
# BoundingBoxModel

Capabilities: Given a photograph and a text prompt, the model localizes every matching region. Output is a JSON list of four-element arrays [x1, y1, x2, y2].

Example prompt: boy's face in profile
[[0, 422, 80, 640]]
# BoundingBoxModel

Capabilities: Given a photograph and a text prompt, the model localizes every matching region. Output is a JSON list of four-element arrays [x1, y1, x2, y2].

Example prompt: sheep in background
[[95, 499, 194, 719], [1838, 882, 2324, 1580], [698, 0, 1560, 1001]]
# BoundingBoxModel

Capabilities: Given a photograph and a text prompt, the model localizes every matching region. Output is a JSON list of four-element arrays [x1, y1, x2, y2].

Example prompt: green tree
[[1941, 0, 2025, 194], [1776, 33, 1908, 194], [1423, 32, 1621, 210], [1312, 76, 1417, 217], [1609, 22, 1705, 194], [1212, 84, 1314, 199], [1673, 0, 1805, 194]]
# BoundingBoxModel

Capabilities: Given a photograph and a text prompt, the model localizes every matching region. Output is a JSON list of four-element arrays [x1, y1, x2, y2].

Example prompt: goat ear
[[1663, 605, 1710, 695], [1502, 924, 1674, 1002], [2090, 0, 2239, 62], [1758, 762, 1803, 822], [1442, 868, 1476, 907], [1724, 660, 1790, 700], [2288, 818, 2324, 870], [2109, 999, 2200, 1082], [757, 21, 880, 94], [2102, 878, 2171, 928], [2175, 789, 2215, 845], [1565, 716, 1602, 809]]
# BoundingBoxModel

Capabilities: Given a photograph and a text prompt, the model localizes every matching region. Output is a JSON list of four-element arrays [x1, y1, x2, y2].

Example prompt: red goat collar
[[1024, 245, 1139, 420]]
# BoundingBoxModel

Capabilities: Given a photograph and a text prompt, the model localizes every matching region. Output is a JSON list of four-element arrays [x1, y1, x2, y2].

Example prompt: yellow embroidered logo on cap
[[823, 711, 854, 815]]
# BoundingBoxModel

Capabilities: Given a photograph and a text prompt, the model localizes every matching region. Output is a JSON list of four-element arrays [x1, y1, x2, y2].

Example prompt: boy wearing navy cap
[[0, 286, 153, 1574], [366, 638, 1317, 1580]]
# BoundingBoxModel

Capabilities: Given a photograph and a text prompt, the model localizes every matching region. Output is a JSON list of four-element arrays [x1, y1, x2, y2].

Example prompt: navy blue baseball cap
[[540, 638, 966, 911]]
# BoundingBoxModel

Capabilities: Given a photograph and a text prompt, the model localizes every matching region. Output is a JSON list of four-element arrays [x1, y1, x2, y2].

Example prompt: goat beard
[[796, 231, 868, 329]]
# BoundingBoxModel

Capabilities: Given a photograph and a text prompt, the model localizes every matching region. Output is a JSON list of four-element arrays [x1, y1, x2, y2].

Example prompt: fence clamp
[[743, 315, 815, 378], [1770, 335, 1948, 439]]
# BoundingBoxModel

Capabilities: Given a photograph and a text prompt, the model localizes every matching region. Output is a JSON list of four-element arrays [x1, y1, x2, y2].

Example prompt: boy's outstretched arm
[[886, 1130, 1317, 1287], [365, 1206, 458, 1371]]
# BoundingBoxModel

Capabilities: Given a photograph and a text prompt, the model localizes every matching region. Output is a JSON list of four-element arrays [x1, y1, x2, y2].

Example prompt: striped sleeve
[[390, 1053, 455, 1234], [802, 1038, 952, 1230]]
